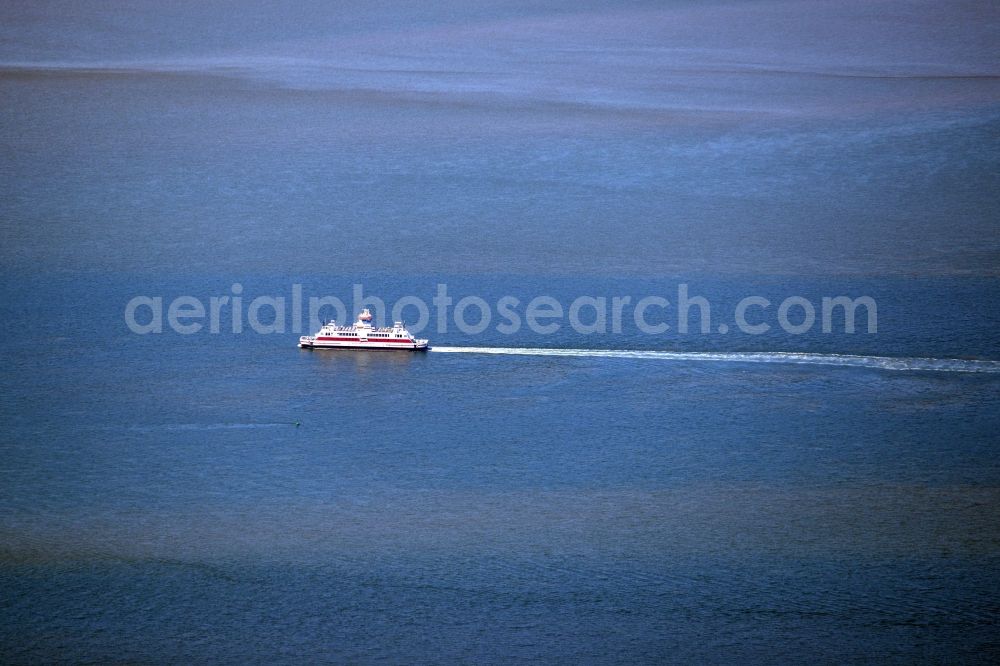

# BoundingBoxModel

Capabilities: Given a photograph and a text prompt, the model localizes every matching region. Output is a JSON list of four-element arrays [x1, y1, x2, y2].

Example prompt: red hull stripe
[[316, 337, 414, 343]]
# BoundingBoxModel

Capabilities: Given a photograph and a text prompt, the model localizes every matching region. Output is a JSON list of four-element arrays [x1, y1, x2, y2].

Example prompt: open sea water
[[2, 1, 1000, 662]]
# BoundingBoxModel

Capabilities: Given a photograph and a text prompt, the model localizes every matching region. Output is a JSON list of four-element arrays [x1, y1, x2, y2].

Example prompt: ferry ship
[[299, 309, 429, 351]]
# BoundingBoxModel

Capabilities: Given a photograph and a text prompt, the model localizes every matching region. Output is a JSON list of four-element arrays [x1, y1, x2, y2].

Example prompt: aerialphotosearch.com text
[[124, 283, 877, 336]]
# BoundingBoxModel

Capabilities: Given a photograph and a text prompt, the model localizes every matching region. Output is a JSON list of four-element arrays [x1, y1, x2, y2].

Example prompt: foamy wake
[[429, 347, 1000, 373]]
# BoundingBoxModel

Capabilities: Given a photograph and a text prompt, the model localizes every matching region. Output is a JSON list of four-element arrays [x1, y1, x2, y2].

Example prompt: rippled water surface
[[2, 1, 999, 663]]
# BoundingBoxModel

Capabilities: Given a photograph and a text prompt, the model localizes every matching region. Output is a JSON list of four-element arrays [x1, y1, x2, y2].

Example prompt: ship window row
[[320, 333, 409, 339]]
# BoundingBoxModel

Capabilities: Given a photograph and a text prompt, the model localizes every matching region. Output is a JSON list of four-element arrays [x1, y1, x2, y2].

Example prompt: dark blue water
[[3, 1, 1000, 662]]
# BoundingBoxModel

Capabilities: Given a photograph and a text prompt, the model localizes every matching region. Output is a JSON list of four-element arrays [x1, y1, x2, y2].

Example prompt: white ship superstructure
[[299, 309, 429, 351]]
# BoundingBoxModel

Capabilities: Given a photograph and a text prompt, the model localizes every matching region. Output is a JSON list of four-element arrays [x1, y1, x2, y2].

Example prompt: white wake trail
[[429, 347, 1000, 373]]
